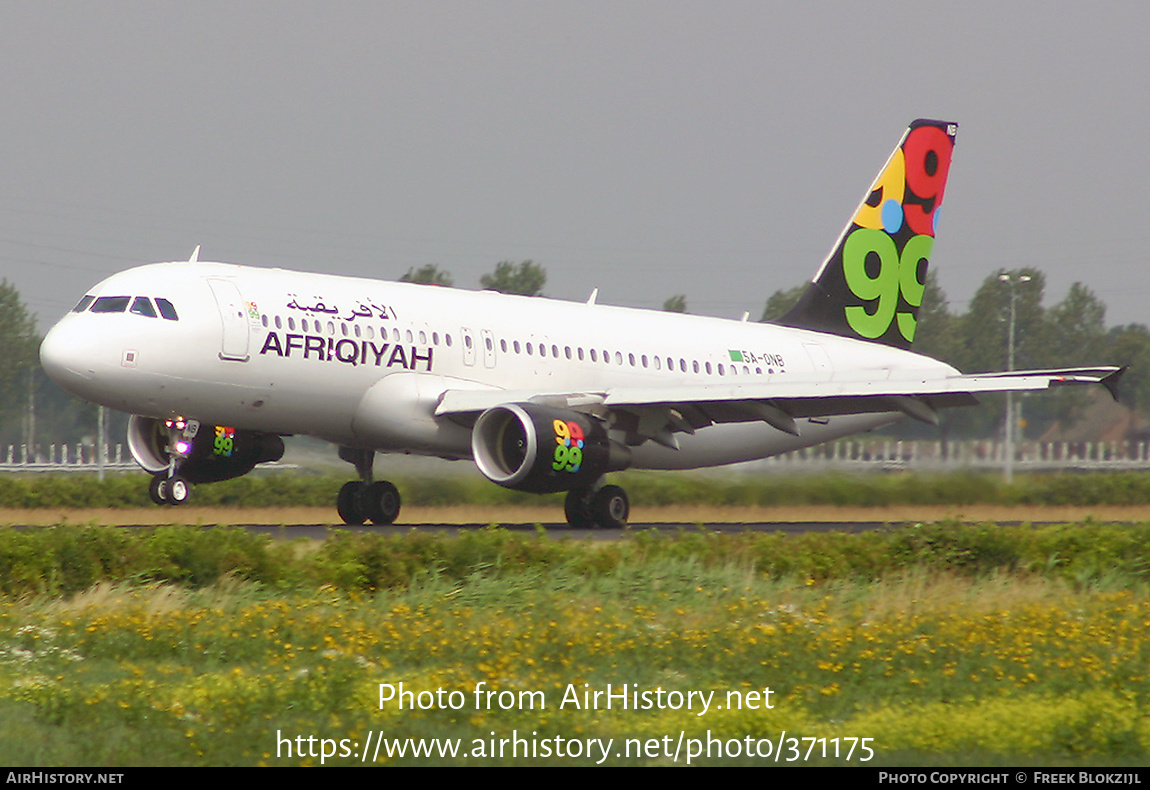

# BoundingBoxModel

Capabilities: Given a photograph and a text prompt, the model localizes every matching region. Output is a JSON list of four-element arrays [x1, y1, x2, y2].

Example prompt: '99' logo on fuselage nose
[[843, 124, 953, 343]]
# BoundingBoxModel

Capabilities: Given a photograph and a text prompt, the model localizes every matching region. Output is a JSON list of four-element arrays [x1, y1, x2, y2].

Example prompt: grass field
[[1, 521, 1148, 766]]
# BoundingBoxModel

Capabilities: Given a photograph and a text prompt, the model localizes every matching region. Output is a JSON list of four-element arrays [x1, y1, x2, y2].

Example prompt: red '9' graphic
[[902, 125, 953, 236]]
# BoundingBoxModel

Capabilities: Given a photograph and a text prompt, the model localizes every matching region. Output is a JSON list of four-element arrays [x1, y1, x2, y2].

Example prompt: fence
[[0, 444, 138, 472], [751, 438, 1150, 472]]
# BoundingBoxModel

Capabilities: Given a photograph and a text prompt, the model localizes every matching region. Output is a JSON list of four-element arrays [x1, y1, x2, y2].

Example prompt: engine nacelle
[[471, 403, 630, 493], [127, 415, 285, 484]]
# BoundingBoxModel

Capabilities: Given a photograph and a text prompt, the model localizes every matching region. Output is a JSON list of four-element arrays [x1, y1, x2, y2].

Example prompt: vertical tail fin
[[777, 119, 957, 349]]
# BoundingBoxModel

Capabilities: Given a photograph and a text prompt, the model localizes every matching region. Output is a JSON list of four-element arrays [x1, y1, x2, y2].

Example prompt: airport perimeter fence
[[749, 438, 1150, 472], [2, 439, 1150, 474]]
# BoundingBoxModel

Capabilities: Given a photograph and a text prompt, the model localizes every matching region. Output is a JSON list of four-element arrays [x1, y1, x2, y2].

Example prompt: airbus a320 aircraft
[[40, 120, 1120, 527]]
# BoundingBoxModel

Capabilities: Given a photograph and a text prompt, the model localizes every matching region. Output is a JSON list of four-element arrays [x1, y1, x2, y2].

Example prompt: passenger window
[[91, 296, 130, 313], [130, 297, 157, 318], [72, 295, 95, 313], [155, 298, 179, 321]]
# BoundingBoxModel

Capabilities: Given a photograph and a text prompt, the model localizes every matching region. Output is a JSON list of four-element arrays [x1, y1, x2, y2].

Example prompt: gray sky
[[4, 1, 1148, 335]]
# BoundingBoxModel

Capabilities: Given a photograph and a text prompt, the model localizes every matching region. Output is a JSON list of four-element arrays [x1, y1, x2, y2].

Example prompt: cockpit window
[[72, 295, 95, 313], [154, 298, 178, 321], [90, 296, 131, 313], [130, 297, 157, 318]]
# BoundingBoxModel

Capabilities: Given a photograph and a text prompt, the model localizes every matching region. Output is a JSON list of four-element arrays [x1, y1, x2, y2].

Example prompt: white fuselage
[[40, 261, 959, 470]]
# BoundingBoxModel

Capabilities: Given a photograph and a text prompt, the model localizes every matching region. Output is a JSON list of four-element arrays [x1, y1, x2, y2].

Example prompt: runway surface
[[6, 502, 1150, 530]]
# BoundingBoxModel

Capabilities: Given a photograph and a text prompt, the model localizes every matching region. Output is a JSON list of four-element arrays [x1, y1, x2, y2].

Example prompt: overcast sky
[[3, 1, 1148, 336]]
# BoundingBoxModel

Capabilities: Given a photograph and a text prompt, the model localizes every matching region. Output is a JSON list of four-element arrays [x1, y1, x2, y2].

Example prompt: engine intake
[[471, 403, 629, 493], [127, 415, 285, 484]]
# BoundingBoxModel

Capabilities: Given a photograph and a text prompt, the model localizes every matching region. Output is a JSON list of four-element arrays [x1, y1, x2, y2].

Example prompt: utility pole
[[25, 367, 35, 462], [999, 273, 1031, 483], [97, 405, 106, 481]]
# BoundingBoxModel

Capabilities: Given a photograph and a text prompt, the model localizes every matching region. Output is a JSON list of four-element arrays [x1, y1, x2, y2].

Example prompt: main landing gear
[[563, 483, 629, 529], [337, 447, 401, 525]]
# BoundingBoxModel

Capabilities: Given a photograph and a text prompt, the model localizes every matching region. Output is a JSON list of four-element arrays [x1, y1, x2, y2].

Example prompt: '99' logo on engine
[[214, 426, 235, 458], [552, 419, 584, 473]]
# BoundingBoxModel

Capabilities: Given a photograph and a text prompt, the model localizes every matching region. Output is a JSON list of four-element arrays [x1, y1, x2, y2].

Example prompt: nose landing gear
[[149, 473, 191, 506], [147, 418, 197, 506]]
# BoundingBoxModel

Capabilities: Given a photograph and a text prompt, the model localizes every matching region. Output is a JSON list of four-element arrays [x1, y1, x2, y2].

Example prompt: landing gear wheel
[[591, 485, 629, 529], [564, 489, 594, 528], [337, 481, 367, 525], [165, 476, 190, 505], [149, 475, 168, 506], [363, 481, 401, 525]]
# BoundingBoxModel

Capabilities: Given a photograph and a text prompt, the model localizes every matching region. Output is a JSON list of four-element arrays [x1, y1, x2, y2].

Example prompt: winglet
[[777, 119, 958, 350], [189, 245, 201, 264], [1101, 366, 1126, 402]]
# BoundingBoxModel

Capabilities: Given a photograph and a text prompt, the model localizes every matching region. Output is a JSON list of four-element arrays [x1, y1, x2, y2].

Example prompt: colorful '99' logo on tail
[[777, 120, 957, 350]]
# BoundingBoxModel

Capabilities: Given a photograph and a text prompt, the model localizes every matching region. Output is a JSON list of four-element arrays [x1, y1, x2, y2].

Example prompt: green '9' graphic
[[842, 229, 933, 342]]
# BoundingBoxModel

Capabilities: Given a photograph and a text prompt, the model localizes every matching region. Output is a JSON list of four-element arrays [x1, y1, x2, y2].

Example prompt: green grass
[[0, 523, 1149, 765]]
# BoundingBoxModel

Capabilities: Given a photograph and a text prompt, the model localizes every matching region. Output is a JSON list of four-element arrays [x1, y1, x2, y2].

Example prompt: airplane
[[39, 119, 1121, 528]]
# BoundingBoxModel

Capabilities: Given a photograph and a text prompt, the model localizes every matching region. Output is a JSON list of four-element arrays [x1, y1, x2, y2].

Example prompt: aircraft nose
[[40, 318, 96, 391]]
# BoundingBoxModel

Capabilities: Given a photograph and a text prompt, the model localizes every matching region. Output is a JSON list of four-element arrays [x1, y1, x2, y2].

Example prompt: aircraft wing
[[435, 366, 1123, 439]]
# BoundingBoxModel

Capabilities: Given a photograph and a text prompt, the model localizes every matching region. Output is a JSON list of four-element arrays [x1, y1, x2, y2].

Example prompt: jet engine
[[127, 414, 285, 484], [471, 403, 630, 493]]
